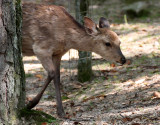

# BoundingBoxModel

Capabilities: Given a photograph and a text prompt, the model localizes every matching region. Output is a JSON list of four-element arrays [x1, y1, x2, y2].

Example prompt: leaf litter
[[23, 14, 160, 125]]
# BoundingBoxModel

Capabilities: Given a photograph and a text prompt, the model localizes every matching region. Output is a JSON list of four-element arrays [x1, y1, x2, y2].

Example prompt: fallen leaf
[[126, 59, 132, 65], [35, 74, 43, 81], [26, 97, 32, 101], [142, 29, 147, 32], [102, 123, 108, 125], [75, 107, 83, 112], [104, 76, 108, 80], [43, 94, 52, 99], [66, 112, 69, 115], [73, 84, 82, 89], [41, 123, 47, 125], [83, 96, 95, 102], [35, 108, 44, 111], [135, 78, 145, 84], [153, 91, 160, 98], [99, 96, 105, 100], [110, 63, 116, 67], [111, 23, 119, 26], [110, 70, 118, 73], [101, 70, 110, 73], [133, 26, 139, 30], [83, 94, 106, 102], [72, 112, 76, 116], [122, 117, 132, 122], [144, 66, 159, 69], [65, 112, 71, 119], [70, 101, 75, 107], [74, 121, 82, 125], [132, 123, 140, 125], [97, 94, 106, 100]]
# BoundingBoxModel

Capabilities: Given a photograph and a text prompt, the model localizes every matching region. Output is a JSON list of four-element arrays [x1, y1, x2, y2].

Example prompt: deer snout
[[120, 57, 126, 64]]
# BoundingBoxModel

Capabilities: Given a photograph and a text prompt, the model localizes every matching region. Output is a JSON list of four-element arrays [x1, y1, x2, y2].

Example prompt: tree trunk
[[75, 0, 92, 82], [0, 0, 25, 124]]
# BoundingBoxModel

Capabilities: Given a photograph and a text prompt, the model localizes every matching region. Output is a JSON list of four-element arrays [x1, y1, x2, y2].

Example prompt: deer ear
[[99, 17, 110, 28], [84, 17, 98, 35]]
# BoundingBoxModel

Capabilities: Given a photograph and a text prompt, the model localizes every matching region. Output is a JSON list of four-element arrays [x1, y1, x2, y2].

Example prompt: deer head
[[84, 17, 126, 64]]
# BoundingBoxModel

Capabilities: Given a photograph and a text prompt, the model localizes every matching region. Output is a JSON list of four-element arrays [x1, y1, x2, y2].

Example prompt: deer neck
[[67, 28, 94, 52]]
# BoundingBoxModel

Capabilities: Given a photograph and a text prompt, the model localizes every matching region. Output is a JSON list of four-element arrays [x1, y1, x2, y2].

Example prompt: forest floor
[[22, 0, 160, 125], [24, 21, 160, 125]]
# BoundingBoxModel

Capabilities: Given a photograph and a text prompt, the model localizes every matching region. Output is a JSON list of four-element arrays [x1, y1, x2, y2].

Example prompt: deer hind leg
[[26, 55, 55, 109], [26, 53, 65, 117]]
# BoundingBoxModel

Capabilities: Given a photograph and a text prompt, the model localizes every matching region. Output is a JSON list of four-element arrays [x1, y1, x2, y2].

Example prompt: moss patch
[[19, 108, 58, 125]]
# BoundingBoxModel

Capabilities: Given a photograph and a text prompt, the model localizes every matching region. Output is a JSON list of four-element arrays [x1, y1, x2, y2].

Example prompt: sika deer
[[22, 3, 126, 117]]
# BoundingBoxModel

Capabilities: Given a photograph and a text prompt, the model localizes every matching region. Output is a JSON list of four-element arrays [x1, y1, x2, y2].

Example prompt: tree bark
[[75, 0, 92, 82], [0, 0, 25, 124]]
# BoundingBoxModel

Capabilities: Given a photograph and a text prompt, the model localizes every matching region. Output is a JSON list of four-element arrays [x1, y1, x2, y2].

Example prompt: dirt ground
[[24, 21, 160, 125], [22, 0, 160, 124]]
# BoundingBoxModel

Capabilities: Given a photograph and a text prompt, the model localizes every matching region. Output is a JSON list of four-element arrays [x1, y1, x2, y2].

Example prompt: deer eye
[[105, 42, 111, 46]]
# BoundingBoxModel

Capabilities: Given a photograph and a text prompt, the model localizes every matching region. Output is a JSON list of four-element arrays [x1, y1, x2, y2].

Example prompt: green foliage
[[122, 1, 150, 18], [125, 10, 150, 18], [122, 0, 149, 4], [15, 0, 26, 109], [62, 95, 70, 101], [25, 73, 33, 78], [19, 109, 58, 124], [93, 77, 105, 83], [92, 0, 106, 5]]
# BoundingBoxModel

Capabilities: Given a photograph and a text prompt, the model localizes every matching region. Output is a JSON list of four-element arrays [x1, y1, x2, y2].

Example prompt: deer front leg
[[52, 56, 65, 118]]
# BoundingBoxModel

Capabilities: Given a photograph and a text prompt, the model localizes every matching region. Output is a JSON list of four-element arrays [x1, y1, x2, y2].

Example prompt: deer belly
[[22, 38, 35, 56]]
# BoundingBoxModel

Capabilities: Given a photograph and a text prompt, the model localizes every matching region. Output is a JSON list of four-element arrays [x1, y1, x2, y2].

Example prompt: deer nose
[[120, 57, 126, 64]]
